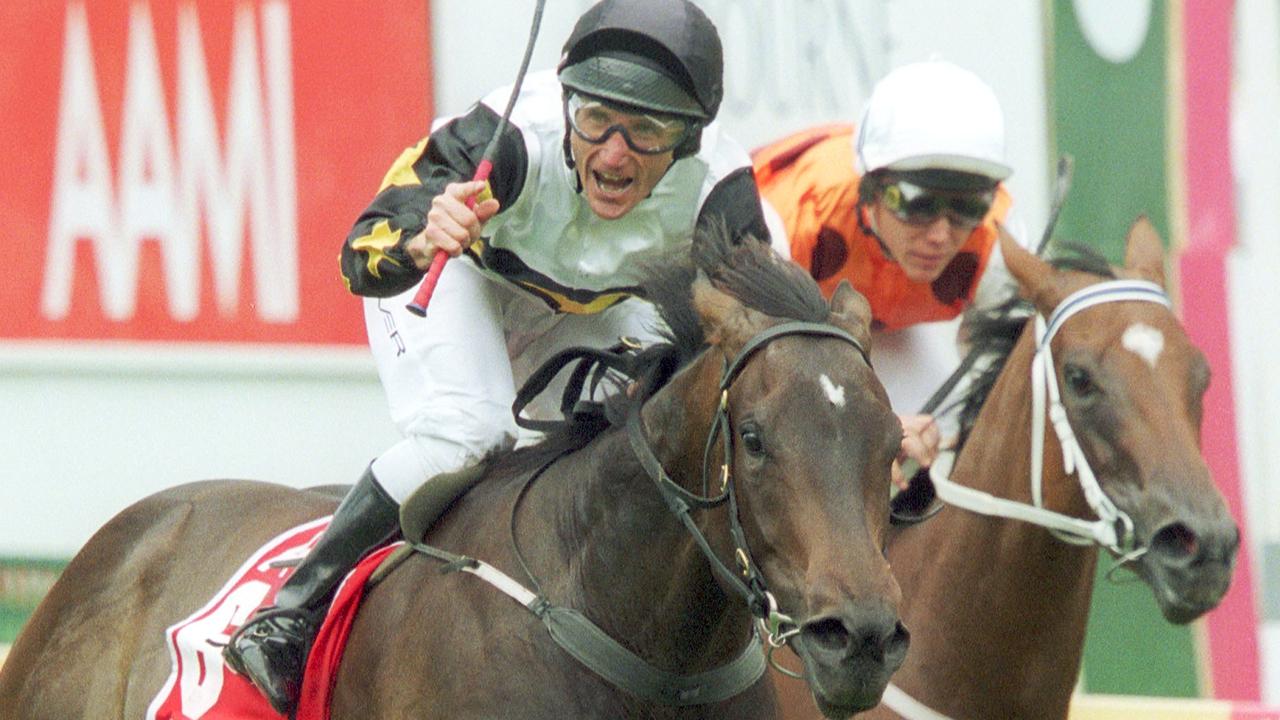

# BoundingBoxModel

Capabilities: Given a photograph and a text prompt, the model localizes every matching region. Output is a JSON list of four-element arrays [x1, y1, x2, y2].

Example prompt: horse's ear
[[829, 280, 874, 346], [1123, 215, 1167, 287], [999, 223, 1062, 311], [691, 275, 765, 353]]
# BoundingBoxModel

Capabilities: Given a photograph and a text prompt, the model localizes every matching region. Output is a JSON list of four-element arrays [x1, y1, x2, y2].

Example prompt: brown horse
[[773, 217, 1238, 719], [0, 229, 908, 719]]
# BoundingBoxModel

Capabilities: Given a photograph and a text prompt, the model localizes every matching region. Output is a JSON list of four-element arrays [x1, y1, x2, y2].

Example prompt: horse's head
[[676, 239, 908, 716], [1001, 217, 1238, 622]]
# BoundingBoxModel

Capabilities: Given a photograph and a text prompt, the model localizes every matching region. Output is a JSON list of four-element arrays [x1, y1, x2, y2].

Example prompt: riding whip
[[406, 0, 548, 316]]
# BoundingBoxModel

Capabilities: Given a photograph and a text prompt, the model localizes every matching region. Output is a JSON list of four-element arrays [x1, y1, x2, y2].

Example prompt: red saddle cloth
[[146, 518, 400, 720]]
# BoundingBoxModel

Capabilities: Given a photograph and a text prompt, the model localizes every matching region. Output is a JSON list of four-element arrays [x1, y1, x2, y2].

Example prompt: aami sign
[[1, 1, 430, 345]]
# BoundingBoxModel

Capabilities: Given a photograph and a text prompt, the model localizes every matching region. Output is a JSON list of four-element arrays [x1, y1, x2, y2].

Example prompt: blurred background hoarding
[[0, 0, 1276, 707]]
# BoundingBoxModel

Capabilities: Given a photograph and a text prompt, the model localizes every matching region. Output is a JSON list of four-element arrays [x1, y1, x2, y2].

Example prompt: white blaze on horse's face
[[819, 374, 847, 408], [1122, 322, 1165, 369]]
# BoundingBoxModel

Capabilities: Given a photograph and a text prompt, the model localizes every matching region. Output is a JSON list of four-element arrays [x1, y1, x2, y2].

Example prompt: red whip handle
[[404, 160, 494, 316]]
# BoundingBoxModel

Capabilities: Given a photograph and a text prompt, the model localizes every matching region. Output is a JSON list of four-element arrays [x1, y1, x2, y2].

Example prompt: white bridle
[[928, 279, 1172, 555], [883, 279, 1172, 720]]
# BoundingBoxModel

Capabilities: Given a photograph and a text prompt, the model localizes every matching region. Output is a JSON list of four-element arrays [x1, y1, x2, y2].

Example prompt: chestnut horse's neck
[[884, 323, 1099, 719]]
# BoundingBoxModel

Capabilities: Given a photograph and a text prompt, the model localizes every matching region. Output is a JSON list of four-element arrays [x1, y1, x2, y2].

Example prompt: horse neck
[[890, 323, 1100, 717], [544, 351, 755, 673]]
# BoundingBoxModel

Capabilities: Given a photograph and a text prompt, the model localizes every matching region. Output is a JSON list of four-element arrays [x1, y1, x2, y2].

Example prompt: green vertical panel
[[1051, 1, 1171, 260], [0, 557, 65, 644], [1084, 562, 1200, 696], [1052, 1, 1198, 697]]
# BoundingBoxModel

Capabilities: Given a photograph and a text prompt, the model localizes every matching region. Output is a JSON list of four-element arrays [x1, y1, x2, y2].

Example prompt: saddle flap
[[398, 463, 488, 543]]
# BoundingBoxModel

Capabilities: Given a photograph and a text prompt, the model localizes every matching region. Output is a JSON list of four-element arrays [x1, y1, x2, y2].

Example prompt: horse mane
[[487, 223, 831, 479], [952, 242, 1117, 452]]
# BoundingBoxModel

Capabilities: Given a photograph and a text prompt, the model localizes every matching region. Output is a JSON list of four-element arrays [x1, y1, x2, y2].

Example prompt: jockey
[[753, 59, 1032, 486], [222, 0, 769, 713]]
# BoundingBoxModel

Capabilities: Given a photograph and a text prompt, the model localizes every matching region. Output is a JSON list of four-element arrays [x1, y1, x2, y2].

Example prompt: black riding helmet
[[558, 0, 724, 160]]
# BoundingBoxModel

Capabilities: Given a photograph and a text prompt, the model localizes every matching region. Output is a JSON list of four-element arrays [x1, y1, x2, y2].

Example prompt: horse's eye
[[1063, 363, 1098, 399], [739, 424, 765, 456]]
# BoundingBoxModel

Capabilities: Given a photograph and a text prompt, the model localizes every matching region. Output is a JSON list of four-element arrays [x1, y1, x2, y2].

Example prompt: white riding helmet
[[855, 60, 1012, 181]]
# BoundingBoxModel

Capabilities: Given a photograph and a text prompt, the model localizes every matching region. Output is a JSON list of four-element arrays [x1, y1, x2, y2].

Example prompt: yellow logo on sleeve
[[350, 220, 404, 279]]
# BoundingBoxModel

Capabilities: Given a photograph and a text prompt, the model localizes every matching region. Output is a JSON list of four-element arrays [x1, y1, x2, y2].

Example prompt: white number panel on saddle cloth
[[145, 517, 402, 720]]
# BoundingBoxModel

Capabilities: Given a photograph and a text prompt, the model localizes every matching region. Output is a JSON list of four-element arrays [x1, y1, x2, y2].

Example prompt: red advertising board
[[0, 1, 431, 345]]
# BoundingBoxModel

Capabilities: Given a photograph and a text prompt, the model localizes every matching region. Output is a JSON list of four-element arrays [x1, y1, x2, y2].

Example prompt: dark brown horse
[[773, 217, 1238, 719], [0, 229, 909, 719]]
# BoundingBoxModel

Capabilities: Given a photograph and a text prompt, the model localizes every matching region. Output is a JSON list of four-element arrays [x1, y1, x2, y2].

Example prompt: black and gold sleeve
[[339, 103, 528, 297]]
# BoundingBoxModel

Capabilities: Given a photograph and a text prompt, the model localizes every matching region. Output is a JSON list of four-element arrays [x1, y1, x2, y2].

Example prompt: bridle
[[882, 278, 1172, 720], [927, 279, 1172, 557], [627, 320, 872, 668]]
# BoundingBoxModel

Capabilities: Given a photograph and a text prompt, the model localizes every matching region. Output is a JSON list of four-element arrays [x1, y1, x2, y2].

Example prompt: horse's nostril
[[1151, 522, 1199, 560], [801, 613, 907, 662], [802, 617, 850, 653], [888, 621, 911, 654]]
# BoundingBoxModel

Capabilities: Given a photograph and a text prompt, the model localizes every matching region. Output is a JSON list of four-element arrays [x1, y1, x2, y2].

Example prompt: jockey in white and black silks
[[222, 1, 770, 714], [345, 66, 767, 483]]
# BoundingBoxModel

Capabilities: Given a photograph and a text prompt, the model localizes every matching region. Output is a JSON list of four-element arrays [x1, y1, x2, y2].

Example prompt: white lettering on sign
[[42, 1, 298, 323]]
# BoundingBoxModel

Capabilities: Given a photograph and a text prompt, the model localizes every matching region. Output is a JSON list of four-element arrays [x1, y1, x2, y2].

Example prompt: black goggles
[[565, 92, 695, 155], [880, 179, 995, 229]]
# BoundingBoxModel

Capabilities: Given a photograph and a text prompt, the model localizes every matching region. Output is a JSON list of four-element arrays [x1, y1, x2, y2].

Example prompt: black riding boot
[[223, 467, 399, 715]]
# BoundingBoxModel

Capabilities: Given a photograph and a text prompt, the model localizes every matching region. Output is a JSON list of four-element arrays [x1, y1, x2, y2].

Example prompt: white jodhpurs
[[363, 257, 665, 503]]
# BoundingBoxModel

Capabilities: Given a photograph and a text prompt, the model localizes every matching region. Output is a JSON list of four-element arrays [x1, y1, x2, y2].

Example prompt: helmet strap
[[671, 121, 703, 161], [856, 186, 898, 264]]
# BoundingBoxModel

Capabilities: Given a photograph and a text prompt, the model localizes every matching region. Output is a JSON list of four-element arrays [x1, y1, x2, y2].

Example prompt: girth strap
[[408, 540, 766, 706], [542, 606, 766, 706]]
